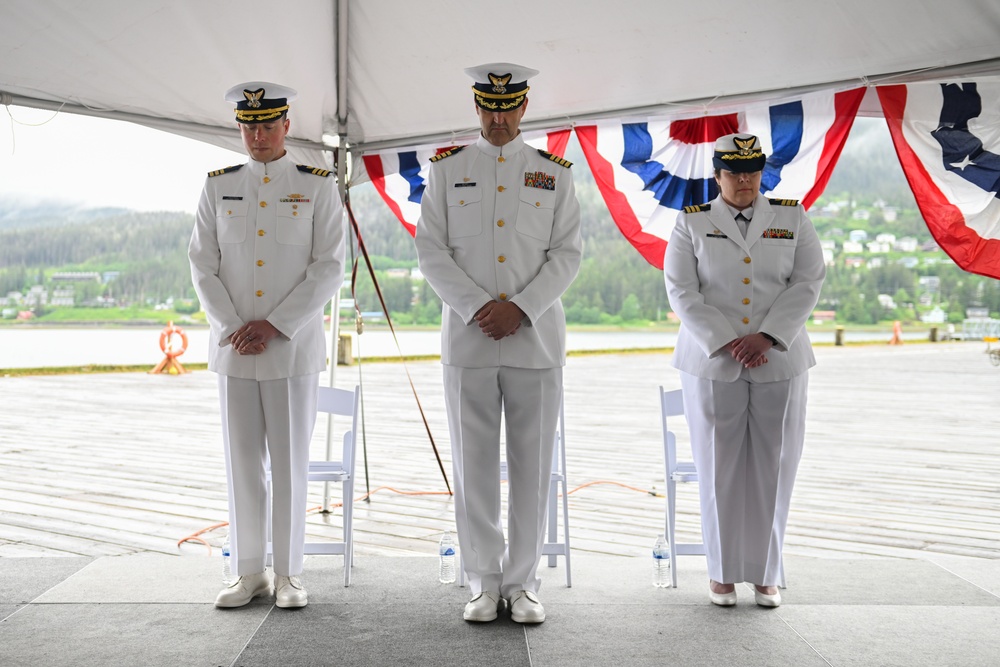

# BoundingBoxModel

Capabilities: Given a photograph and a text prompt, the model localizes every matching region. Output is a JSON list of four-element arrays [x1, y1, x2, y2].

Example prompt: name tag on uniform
[[706, 230, 727, 238], [222, 196, 243, 200], [453, 182, 477, 188]]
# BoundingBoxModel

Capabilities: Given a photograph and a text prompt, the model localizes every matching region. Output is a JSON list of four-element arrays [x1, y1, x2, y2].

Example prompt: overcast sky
[[0, 105, 245, 213]]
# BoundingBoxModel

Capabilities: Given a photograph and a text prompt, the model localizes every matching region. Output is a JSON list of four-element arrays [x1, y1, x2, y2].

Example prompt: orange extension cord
[[176, 480, 662, 555]]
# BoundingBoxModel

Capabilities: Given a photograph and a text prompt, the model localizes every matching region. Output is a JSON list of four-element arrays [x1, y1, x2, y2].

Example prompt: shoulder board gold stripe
[[429, 145, 466, 163], [207, 164, 245, 177], [297, 164, 332, 177], [537, 149, 573, 168]]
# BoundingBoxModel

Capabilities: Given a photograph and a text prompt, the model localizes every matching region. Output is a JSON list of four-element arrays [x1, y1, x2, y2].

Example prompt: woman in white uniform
[[663, 133, 825, 607]]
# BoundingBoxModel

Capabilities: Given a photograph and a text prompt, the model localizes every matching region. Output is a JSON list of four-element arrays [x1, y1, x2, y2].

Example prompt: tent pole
[[323, 0, 351, 511]]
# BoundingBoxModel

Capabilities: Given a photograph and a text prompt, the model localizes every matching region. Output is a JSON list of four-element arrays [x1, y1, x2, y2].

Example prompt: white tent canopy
[[3, 0, 1000, 179]]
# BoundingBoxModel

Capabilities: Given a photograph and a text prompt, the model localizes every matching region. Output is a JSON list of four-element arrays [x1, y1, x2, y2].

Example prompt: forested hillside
[[2, 119, 997, 324]]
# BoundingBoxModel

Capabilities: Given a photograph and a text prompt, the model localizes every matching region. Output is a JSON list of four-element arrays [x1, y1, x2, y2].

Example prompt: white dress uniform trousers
[[189, 154, 346, 577], [415, 133, 582, 599], [664, 193, 825, 586]]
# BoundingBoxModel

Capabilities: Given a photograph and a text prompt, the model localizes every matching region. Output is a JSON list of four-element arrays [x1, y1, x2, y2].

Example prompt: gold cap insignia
[[243, 88, 264, 109], [489, 73, 511, 94]]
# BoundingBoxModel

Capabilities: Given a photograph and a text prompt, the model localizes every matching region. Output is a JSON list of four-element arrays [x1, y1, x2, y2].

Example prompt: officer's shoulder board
[[768, 197, 799, 207], [207, 164, 245, 178], [297, 164, 333, 177], [683, 203, 711, 214], [537, 149, 573, 168], [429, 145, 466, 163]]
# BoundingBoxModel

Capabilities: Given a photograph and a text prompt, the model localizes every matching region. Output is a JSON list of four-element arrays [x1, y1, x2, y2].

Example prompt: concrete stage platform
[[2, 551, 999, 666]]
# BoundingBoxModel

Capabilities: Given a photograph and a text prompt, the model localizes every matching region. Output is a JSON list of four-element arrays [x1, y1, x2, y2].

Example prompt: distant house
[[881, 207, 898, 222], [852, 209, 871, 221], [822, 248, 835, 266], [385, 268, 410, 279], [919, 276, 940, 293], [875, 233, 896, 245], [895, 237, 918, 252], [812, 310, 836, 324], [819, 239, 836, 251], [867, 257, 885, 268], [844, 257, 865, 269], [849, 229, 869, 242], [866, 241, 891, 253], [878, 294, 896, 309], [897, 257, 919, 269], [50, 288, 75, 307], [967, 307, 990, 319], [921, 306, 946, 323], [842, 240, 864, 253], [51, 271, 100, 283]]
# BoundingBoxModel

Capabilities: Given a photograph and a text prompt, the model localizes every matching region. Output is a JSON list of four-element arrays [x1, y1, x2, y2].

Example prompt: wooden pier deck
[[1, 341, 998, 563]]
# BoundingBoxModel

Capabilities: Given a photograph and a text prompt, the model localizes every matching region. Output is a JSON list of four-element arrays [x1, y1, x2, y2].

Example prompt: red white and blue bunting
[[878, 81, 1000, 279]]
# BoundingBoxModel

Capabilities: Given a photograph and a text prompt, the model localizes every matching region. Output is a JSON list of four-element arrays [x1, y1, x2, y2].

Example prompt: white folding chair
[[267, 384, 360, 587], [659, 385, 784, 588], [659, 386, 702, 588], [459, 395, 572, 587]]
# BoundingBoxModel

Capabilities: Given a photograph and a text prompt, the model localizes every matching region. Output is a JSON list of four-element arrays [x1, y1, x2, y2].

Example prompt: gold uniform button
[[263, 176, 270, 183], [257, 260, 264, 267], [227, 210, 232, 215], [257, 229, 266, 237], [498, 255, 506, 263], [742, 317, 750, 324], [742, 298, 750, 305], [459, 200, 465, 205], [535, 201, 541, 207], [497, 185, 505, 193], [743, 256, 751, 264], [293, 211, 298, 216], [260, 201, 267, 208], [743, 278, 751, 284], [497, 220, 505, 227], [292, 204, 298, 209], [499, 293, 507, 300], [498, 156, 505, 163], [256, 290, 264, 297]]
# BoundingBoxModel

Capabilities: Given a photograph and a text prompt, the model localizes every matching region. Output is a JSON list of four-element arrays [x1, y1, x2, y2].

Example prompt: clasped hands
[[230, 320, 279, 356], [475, 301, 524, 341], [726, 332, 773, 368]]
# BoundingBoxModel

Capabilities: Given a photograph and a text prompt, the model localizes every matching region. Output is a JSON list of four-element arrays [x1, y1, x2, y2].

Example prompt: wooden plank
[[1, 342, 998, 561]]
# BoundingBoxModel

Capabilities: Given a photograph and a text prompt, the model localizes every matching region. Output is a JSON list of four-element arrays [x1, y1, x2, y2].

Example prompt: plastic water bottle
[[438, 531, 457, 583], [652, 534, 670, 588], [221, 533, 233, 584]]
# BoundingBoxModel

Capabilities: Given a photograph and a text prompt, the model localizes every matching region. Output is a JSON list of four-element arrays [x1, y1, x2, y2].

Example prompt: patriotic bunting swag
[[878, 82, 1000, 279], [575, 88, 864, 268]]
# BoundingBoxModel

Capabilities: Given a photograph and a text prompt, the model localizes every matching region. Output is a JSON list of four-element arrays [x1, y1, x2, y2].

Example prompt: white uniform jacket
[[664, 193, 825, 383], [189, 154, 346, 381], [415, 134, 582, 369]]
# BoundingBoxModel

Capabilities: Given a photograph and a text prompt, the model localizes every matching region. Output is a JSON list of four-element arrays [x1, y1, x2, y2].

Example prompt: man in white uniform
[[189, 82, 346, 609], [664, 133, 825, 608], [415, 63, 582, 624]]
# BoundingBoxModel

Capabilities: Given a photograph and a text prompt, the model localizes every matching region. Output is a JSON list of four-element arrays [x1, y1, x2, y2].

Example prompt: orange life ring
[[159, 322, 189, 359]]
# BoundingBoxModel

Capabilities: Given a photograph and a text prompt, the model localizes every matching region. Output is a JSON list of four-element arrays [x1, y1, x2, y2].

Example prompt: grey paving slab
[[928, 555, 1000, 597], [779, 605, 1000, 667], [768, 556, 1000, 606], [524, 604, 828, 667], [0, 602, 271, 667], [235, 603, 530, 667], [0, 556, 93, 603], [32, 552, 271, 604], [0, 604, 20, 623]]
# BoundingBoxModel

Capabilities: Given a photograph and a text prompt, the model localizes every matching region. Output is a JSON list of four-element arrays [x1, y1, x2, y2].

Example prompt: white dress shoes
[[275, 575, 308, 608], [463, 591, 503, 622], [509, 590, 545, 624], [754, 586, 781, 608], [708, 581, 737, 607], [215, 572, 271, 608]]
